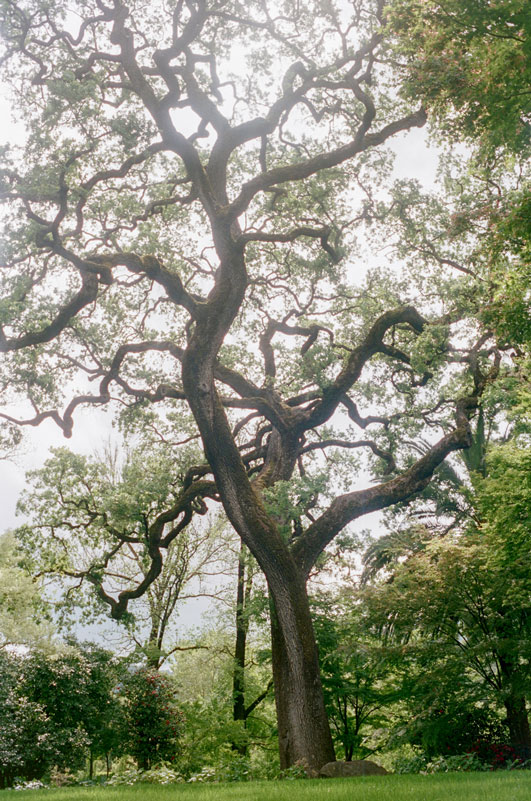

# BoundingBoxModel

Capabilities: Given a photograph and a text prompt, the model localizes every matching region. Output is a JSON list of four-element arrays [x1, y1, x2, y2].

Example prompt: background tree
[[230, 542, 273, 755], [313, 591, 396, 761], [0, 0, 510, 770], [0, 531, 54, 651], [362, 441, 531, 759], [16, 444, 227, 666], [17, 442, 277, 765], [171, 618, 276, 776]]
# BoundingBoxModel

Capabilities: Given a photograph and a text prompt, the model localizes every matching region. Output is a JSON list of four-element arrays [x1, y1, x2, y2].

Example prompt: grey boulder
[[319, 760, 388, 778]]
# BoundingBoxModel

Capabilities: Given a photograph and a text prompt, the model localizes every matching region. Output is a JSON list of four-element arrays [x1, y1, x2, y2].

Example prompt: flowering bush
[[0, 682, 88, 788], [184, 757, 308, 783], [187, 767, 218, 783], [141, 764, 185, 784], [186, 758, 251, 784], [120, 668, 183, 770], [469, 740, 522, 770], [12, 780, 48, 791], [107, 764, 185, 785]]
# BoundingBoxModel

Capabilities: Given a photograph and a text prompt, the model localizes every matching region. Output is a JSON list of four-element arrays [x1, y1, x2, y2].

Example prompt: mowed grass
[[2, 773, 531, 801]]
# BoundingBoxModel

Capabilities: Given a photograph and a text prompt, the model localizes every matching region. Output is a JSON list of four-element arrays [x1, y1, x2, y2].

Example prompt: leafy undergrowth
[[2, 773, 531, 801]]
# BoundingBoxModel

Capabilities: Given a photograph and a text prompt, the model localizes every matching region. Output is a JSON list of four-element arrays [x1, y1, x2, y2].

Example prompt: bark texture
[[269, 575, 336, 771]]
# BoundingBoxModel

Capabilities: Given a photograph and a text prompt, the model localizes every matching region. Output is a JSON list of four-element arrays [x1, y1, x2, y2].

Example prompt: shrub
[[393, 752, 429, 774], [424, 753, 486, 773], [407, 704, 506, 761], [49, 767, 76, 786], [216, 755, 251, 782], [277, 763, 310, 780]]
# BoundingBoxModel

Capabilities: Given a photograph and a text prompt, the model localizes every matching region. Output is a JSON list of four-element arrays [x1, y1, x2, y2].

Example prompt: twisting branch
[[0, 272, 99, 352], [293, 341, 502, 575], [226, 109, 427, 220], [340, 396, 391, 429], [301, 305, 427, 430], [238, 225, 341, 263], [88, 476, 216, 620]]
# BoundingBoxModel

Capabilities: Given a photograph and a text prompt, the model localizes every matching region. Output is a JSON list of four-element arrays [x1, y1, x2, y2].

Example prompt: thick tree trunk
[[504, 696, 531, 760], [268, 569, 336, 773], [183, 343, 335, 770]]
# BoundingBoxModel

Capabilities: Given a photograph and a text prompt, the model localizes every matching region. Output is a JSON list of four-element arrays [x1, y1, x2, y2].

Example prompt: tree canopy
[[387, 0, 531, 153]]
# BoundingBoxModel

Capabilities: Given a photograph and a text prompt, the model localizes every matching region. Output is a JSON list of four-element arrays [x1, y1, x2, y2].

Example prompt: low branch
[[293, 422, 472, 576], [0, 273, 99, 353]]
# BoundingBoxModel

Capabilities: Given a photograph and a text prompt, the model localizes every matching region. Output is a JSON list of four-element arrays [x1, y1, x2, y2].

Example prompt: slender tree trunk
[[268, 568, 336, 773], [146, 611, 163, 668], [504, 696, 531, 759], [89, 751, 94, 781], [232, 541, 249, 755], [146, 642, 161, 669]]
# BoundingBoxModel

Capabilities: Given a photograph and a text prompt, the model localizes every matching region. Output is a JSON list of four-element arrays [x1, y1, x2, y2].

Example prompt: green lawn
[[2, 773, 531, 801]]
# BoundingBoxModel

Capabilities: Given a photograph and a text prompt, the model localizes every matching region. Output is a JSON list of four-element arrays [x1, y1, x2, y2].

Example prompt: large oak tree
[[0, 0, 507, 770]]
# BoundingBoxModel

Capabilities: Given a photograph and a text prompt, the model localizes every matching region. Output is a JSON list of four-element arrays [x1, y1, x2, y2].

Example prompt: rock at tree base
[[319, 760, 388, 778]]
